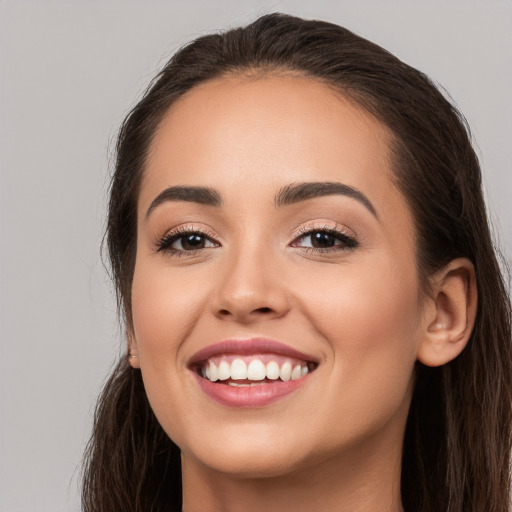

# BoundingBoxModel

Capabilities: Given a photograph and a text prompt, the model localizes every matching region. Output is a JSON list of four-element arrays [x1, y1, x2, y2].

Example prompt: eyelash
[[156, 225, 359, 256], [156, 226, 219, 255], [290, 225, 359, 254]]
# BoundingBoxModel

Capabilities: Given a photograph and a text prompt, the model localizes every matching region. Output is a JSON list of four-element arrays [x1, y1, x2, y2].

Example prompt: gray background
[[0, 1, 510, 510]]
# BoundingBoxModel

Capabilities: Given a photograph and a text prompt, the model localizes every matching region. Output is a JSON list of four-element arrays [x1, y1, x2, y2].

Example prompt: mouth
[[195, 354, 317, 385], [189, 338, 319, 407]]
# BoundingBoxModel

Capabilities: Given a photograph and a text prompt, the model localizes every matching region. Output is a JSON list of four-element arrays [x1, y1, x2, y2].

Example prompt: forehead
[[141, 74, 408, 223]]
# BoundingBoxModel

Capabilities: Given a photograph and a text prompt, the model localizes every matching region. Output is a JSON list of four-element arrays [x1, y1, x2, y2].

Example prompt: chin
[[194, 448, 309, 480], [177, 422, 315, 479]]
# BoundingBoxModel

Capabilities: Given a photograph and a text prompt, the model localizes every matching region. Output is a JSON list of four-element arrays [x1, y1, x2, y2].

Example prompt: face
[[130, 75, 427, 478]]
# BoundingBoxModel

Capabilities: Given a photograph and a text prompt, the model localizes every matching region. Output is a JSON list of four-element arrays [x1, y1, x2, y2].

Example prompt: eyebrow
[[145, 181, 377, 220], [145, 186, 222, 220], [275, 181, 377, 217]]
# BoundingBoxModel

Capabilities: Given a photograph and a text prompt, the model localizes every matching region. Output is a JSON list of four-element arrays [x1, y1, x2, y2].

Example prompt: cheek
[[308, 252, 421, 350], [130, 257, 214, 425], [297, 254, 422, 423], [131, 260, 207, 357], [130, 260, 210, 434]]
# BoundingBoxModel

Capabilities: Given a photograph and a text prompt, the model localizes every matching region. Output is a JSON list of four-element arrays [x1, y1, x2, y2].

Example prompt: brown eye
[[157, 231, 219, 253], [310, 232, 337, 248], [178, 234, 208, 250], [292, 229, 358, 251]]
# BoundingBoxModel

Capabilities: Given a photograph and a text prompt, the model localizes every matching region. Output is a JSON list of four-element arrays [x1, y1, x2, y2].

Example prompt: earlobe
[[417, 258, 477, 367], [127, 329, 141, 369]]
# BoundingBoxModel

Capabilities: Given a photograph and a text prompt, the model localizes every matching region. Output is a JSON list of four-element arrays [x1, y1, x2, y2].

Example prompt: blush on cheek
[[131, 265, 198, 355], [311, 269, 421, 364]]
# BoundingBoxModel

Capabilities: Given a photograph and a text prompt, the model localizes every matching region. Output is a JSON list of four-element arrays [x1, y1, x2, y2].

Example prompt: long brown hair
[[82, 13, 512, 512]]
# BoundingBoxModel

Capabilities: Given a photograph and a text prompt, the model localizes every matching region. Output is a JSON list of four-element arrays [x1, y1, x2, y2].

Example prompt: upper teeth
[[201, 357, 310, 383]]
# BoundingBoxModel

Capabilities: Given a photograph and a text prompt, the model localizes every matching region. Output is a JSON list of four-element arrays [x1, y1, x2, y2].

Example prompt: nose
[[211, 246, 290, 324]]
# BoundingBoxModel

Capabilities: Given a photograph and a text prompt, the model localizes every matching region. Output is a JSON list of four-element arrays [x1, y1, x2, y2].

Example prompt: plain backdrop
[[0, 1, 510, 510]]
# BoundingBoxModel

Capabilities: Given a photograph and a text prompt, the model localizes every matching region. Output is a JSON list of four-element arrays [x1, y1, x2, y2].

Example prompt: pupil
[[182, 234, 205, 250], [312, 232, 335, 248]]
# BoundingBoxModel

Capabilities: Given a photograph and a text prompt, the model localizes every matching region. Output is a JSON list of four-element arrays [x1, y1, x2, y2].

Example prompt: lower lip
[[193, 373, 309, 407]]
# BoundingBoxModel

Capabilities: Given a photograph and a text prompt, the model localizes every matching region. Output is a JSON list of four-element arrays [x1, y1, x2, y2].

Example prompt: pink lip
[[189, 338, 319, 365], [193, 373, 310, 408], [188, 338, 318, 408]]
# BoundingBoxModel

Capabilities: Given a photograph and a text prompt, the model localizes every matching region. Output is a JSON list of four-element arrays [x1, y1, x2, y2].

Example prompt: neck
[[181, 430, 404, 512]]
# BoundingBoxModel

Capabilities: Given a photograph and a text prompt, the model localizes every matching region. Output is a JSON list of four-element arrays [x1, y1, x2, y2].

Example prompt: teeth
[[291, 365, 302, 380], [201, 357, 313, 383], [247, 360, 266, 380], [280, 361, 292, 381], [266, 361, 280, 380], [231, 359, 247, 380], [218, 360, 230, 381], [209, 361, 218, 382], [227, 381, 266, 387]]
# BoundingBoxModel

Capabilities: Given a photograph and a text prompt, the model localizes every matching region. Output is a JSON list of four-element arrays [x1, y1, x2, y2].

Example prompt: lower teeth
[[226, 381, 266, 387]]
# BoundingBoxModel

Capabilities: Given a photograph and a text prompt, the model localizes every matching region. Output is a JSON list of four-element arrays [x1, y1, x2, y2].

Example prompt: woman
[[82, 13, 512, 512]]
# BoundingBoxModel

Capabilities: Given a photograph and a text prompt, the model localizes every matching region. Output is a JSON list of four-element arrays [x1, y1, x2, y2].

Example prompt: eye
[[157, 230, 219, 253], [291, 228, 358, 251]]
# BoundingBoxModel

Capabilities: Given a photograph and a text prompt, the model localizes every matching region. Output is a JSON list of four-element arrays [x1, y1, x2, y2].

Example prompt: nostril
[[255, 307, 273, 314], [217, 306, 273, 317]]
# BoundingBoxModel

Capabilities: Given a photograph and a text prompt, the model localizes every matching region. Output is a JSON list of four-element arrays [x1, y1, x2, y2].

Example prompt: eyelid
[[290, 222, 356, 243], [155, 223, 221, 253], [289, 222, 359, 252]]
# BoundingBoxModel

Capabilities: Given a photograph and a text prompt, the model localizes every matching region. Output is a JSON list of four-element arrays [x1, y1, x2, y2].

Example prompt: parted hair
[[82, 13, 512, 512]]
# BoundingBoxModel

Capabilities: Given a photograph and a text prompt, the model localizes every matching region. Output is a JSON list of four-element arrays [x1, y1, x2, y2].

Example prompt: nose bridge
[[212, 236, 288, 321]]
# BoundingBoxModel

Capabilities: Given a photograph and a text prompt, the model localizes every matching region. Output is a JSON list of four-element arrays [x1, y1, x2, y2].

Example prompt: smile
[[189, 338, 319, 407], [200, 354, 314, 384]]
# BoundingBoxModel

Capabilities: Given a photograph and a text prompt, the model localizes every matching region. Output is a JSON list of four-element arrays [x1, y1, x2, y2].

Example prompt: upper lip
[[188, 338, 319, 366]]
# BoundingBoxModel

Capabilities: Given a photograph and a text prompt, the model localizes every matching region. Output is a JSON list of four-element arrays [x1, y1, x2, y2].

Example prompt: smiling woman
[[82, 13, 512, 512]]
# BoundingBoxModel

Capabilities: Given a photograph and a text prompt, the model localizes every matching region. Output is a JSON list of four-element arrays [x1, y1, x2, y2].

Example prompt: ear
[[127, 328, 141, 369], [417, 258, 477, 367]]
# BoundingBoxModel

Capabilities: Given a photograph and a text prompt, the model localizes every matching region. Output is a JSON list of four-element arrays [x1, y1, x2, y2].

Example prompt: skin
[[129, 75, 476, 512]]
